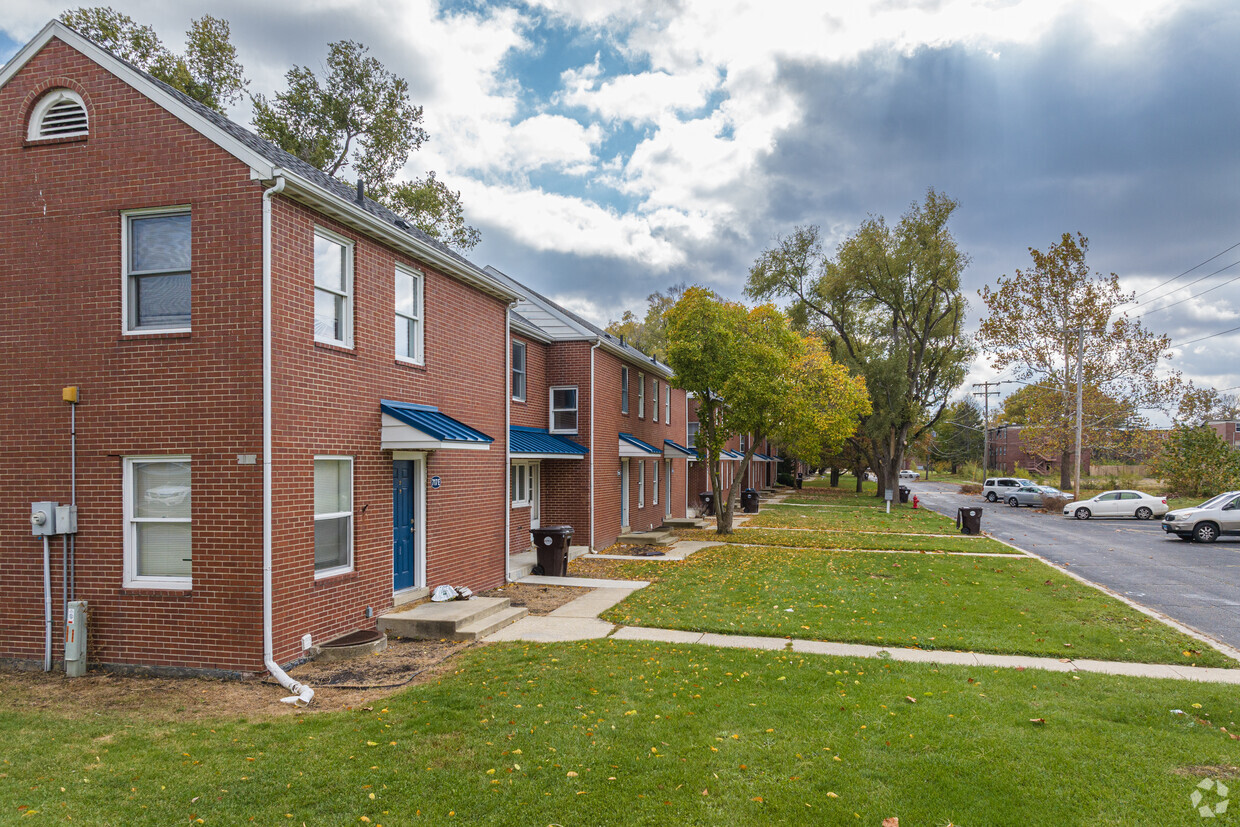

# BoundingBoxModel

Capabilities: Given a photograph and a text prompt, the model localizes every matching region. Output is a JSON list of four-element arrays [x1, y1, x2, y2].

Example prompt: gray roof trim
[[5, 21, 517, 304], [509, 311, 554, 344]]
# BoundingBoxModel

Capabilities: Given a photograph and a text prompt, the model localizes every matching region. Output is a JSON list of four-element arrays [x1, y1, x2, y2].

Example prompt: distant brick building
[[987, 424, 1091, 477], [1207, 421, 1240, 448]]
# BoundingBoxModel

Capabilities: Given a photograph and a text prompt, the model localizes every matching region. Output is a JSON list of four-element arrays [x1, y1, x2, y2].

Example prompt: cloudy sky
[[5, 0, 1239, 411]]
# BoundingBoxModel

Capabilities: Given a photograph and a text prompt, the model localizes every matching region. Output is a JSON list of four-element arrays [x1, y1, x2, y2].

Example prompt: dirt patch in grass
[[1172, 765, 1240, 780], [0, 638, 473, 720], [480, 581, 582, 614]]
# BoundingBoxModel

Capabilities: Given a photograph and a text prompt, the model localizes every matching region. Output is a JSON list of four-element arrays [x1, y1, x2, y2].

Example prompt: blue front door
[[393, 460, 415, 591]]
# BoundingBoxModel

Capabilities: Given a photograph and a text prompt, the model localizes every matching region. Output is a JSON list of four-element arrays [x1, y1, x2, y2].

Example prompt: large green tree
[[933, 397, 985, 474], [62, 7, 246, 113], [747, 189, 972, 498], [253, 40, 480, 250], [666, 288, 869, 533], [977, 233, 1179, 491]]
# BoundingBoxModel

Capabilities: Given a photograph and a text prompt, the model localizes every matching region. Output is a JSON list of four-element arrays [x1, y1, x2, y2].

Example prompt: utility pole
[[972, 381, 1002, 481], [1074, 326, 1084, 502]]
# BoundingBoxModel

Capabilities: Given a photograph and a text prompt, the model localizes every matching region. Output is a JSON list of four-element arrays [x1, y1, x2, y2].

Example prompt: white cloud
[[559, 57, 720, 124]]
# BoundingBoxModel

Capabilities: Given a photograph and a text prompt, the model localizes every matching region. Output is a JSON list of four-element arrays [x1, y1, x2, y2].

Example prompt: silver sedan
[[1004, 485, 1068, 508]]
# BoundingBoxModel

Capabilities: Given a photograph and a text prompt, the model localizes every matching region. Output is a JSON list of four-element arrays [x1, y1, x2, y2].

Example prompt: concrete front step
[[378, 596, 528, 641], [616, 530, 676, 546], [662, 517, 707, 529]]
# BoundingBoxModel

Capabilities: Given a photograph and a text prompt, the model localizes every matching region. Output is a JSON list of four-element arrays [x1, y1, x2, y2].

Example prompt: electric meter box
[[30, 501, 57, 536], [55, 505, 77, 534], [65, 600, 87, 677]]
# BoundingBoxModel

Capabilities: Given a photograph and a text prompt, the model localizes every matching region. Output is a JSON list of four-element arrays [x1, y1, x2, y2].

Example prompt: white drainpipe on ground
[[262, 174, 313, 707]]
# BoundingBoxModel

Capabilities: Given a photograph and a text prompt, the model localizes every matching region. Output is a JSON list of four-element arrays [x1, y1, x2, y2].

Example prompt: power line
[[1131, 240, 1240, 302], [1169, 323, 1240, 350], [1132, 259, 1240, 319]]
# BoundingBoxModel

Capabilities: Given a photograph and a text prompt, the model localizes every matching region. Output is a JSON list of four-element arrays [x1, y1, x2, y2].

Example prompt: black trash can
[[898, 485, 910, 504], [530, 525, 573, 576], [956, 507, 983, 535], [741, 488, 760, 513], [796, 474, 804, 490], [698, 491, 716, 517]]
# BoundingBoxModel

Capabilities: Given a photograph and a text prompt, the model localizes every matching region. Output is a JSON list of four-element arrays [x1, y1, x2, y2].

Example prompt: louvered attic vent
[[28, 89, 89, 141]]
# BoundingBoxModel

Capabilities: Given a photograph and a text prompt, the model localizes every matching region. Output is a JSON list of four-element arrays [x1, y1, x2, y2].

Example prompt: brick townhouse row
[[0, 20, 769, 679]]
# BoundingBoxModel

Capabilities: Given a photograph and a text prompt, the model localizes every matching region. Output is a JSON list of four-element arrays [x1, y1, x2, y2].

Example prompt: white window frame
[[638, 460, 646, 508], [621, 366, 629, 414], [664, 384, 670, 425], [28, 88, 88, 141], [653, 380, 660, 423], [511, 461, 531, 507], [121, 206, 192, 335], [314, 455, 354, 579], [638, 372, 645, 418], [313, 227, 354, 348], [550, 386, 578, 434], [687, 421, 699, 449], [652, 459, 659, 506], [512, 340, 527, 402], [395, 264, 424, 364], [122, 455, 192, 590]]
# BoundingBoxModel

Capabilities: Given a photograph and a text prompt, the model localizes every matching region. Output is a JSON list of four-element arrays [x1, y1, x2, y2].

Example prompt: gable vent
[[28, 89, 89, 141]]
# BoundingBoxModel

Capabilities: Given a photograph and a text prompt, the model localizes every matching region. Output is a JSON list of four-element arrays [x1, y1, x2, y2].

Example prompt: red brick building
[[987, 424, 1091, 477], [684, 398, 781, 512], [486, 268, 694, 555], [0, 22, 522, 680]]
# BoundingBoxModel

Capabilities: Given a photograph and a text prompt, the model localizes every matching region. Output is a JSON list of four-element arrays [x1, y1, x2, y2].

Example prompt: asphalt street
[[909, 480, 1240, 651]]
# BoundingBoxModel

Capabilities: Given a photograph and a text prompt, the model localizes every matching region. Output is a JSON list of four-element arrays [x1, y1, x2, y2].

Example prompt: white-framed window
[[687, 421, 699, 448], [314, 228, 353, 347], [314, 456, 353, 578], [638, 372, 645, 418], [665, 384, 671, 425], [653, 380, 660, 423], [621, 366, 629, 414], [512, 340, 527, 401], [739, 435, 747, 452], [638, 460, 645, 508], [28, 88, 88, 141], [395, 264, 423, 363], [123, 456, 192, 589], [550, 386, 578, 434], [511, 461, 530, 507], [653, 460, 659, 506], [122, 207, 191, 333]]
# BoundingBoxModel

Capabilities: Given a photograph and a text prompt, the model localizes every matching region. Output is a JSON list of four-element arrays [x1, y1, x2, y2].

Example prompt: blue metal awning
[[662, 439, 696, 459], [619, 432, 662, 457], [511, 426, 588, 459], [381, 399, 494, 451]]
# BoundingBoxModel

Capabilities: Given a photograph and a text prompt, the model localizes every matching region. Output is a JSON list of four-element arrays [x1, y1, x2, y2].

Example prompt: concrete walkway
[[483, 540, 1240, 684]]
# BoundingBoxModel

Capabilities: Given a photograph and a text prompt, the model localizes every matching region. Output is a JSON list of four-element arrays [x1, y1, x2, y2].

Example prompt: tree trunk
[[1059, 450, 1071, 490], [829, 467, 840, 487], [855, 471, 864, 492]]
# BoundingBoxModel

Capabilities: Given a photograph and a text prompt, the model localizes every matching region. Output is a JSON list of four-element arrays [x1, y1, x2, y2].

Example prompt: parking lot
[[912, 480, 1240, 652]]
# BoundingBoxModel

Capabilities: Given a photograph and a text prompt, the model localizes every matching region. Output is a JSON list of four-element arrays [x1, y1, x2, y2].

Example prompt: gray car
[[1161, 491, 1240, 542], [1004, 484, 1070, 508]]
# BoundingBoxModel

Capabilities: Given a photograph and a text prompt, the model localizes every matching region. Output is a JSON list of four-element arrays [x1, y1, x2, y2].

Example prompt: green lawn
[[593, 545, 1235, 667], [679, 526, 1020, 554], [3, 641, 1237, 825], [745, 502, 960, 534]]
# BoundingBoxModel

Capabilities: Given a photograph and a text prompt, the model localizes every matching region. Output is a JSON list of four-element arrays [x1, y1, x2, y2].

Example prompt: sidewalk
[[485, 542, 1240, 685]]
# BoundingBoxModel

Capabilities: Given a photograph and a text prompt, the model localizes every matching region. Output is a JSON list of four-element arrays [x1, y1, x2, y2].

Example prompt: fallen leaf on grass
[[905, 696, 917, 704], [883, 818, 900, 827], [1030, 718, 1046, 725]]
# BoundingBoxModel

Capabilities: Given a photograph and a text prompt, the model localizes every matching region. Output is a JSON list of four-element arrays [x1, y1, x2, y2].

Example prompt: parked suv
[[1161, 491, 1240, 542], [982, 477, 1035, 502], [898, 469, 920, 480]]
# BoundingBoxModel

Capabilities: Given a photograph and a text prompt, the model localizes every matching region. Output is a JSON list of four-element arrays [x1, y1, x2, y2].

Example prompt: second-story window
[[686, 421, 699, 449], [621, 366, 629, 414], [653, 380, 660, 423], [314, 228, 352, 347], [124, 209, 191, 332], [395, 265, 423, 363], [550, 386, 578, 434], [638, 372, 645, 418], [665, 383, 670, 424], [512, 341, 527, 401]]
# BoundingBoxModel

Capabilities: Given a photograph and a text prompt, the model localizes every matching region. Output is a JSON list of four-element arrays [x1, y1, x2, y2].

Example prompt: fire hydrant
[[912, 494, 920, 509]]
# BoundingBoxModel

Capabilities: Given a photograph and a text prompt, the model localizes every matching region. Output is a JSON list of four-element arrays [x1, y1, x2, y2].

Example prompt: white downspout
[[505, 302, 518, 581], [589, 340, 600, 551], [262, 174, 313, 707]]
